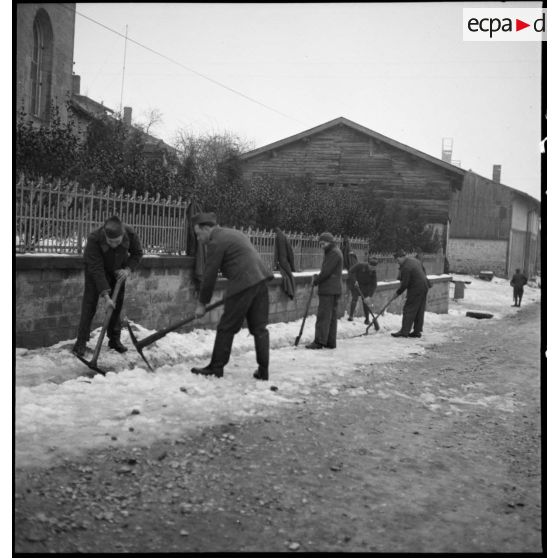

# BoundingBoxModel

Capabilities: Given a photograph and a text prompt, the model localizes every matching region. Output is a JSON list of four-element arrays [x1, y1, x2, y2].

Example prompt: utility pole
[[119, 24, 128, 116]]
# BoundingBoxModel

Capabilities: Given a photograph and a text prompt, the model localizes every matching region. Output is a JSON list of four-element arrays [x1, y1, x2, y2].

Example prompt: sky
[[71, 2, 544, 200], [15, 273, 541, 469]]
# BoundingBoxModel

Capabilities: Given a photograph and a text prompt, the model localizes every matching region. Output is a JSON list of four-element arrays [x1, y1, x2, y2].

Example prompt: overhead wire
[[59, 3, 306, 125]]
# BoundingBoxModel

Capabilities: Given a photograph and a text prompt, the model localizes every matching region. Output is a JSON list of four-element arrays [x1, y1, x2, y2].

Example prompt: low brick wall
[[15, 255, 451, 348]]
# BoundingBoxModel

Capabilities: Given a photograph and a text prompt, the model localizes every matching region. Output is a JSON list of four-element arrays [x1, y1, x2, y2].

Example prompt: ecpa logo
[[463, 8, 546, 41]]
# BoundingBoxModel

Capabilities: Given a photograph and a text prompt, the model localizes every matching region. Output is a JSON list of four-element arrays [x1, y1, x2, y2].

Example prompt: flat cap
[[318, 232, 335, 243], [191, 212, 217, 226], [393, 249, 406, 258]]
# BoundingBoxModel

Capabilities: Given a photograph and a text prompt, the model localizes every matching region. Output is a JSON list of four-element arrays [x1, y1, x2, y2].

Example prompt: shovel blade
[[126, 322, 154, 371], [73, 353, 107, 376]]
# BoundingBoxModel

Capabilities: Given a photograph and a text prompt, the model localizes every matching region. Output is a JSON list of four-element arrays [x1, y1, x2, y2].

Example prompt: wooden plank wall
[[241, 124, 458, 223], [449, 173, 513, 239]]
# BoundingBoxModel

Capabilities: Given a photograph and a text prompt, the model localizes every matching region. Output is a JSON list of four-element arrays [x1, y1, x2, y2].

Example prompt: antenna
[[119, 24, 128, 116]]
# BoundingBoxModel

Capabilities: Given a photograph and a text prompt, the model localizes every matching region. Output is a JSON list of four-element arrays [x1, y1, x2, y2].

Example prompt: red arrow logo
[[516, 19, 530, 31]]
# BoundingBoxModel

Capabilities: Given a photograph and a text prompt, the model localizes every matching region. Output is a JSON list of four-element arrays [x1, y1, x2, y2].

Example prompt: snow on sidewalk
[[15, 275, 540, 467]]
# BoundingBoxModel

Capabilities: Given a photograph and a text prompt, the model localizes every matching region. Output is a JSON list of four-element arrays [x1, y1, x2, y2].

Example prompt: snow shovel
[[294, 282, 315, 346], [360, 292, 399, 336], [74, 275, 126, 376], [354, 282, 380, 332], [126, 297, 228, 371]]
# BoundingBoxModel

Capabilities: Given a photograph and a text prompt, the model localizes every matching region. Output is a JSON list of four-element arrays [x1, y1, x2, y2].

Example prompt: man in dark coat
[[306, 232, 343, 350], [391, 249, 430, 338], [347, 252, 378, 324], [274, 227, 296, 299], [191, 212, 274, 380], [72, 216, 143, 356], [510, 268, 528, 307], [341, 235, 353, 271]]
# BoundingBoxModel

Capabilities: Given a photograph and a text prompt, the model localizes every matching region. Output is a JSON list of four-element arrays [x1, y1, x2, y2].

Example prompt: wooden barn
[[239, 117, 467, 245], [448, 169, 540, 278]]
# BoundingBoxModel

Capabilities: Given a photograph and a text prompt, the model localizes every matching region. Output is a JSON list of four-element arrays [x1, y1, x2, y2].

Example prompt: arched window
[[30, 9, 53, 120]]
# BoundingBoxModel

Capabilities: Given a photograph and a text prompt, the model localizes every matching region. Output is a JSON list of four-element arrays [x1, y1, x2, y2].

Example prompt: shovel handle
[[136, 297, 226, 350], [364, 292, 398, 335], [89, 276, 126, 365], [294, 281, 315, 346], [355, 282, 380, 331]]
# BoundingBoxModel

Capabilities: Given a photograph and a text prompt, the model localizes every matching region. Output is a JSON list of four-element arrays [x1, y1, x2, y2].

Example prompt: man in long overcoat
[[274, 227, 296, 299], [72, 216, 143, 356], [391, 249, 430, 338], [306, 232, 343, 349], [191, 212, 274, 380]]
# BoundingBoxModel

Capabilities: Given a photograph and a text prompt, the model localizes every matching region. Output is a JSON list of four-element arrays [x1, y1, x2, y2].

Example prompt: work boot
[[254, 331, 270, 376], [72, 341, 87, 357], [391, 331, 409, 338], [108, 338, 128, 353], [347, 316, 354, 322], [408, 331, 422, 338], [305, 341, 324, 350], [191, 365, 223, 378], [364, 318, 370, 325], [253, 366, 269, 381]]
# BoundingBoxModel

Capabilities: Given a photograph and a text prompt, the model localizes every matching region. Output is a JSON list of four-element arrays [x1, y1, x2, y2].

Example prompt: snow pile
[[15, 275, 540, 468]]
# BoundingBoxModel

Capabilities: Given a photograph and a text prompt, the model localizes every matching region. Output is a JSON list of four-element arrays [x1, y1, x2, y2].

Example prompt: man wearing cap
[[347, 252, 378, 323], [306, 232, 343, 350], [190, 212, 274, 380], [72, 215, 143, 356], [391, 249, 430, 338]]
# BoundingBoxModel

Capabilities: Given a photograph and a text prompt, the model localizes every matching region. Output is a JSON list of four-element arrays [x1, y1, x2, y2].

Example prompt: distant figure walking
[[306, 232, 343, 350], [347, 252, 378, 323], [391, 249, 430, 338], [510, 268, 528, 307]]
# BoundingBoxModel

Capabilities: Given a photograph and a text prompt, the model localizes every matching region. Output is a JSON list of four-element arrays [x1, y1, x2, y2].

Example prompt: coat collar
[[99, 226, 130, 252]]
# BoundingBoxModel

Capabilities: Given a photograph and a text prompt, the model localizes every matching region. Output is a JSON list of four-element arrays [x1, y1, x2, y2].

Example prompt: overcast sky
[[72, 2, 544, 200]]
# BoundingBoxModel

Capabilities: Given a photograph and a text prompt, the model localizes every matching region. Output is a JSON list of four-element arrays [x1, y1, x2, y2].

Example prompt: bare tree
[[135, 108, 164, 135]]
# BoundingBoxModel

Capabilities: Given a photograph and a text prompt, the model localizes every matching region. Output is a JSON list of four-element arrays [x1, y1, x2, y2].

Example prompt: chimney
[[72, 74, 81, 95], [123, 106, 132, 126], [492, 164, 501, 183]]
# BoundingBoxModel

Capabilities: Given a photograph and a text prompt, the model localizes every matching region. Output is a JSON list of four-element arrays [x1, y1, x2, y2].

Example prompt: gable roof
[[465, 170, 540, 209], [240, 116, 467, 178]]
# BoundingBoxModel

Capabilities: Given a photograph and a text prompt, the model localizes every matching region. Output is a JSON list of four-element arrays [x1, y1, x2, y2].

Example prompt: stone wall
[[16, 3, 76, 123], [447, 238, 508, 277], [15, 255, 451, 348]]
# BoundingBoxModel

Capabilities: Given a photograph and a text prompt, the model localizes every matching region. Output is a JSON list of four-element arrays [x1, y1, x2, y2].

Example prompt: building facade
[[240, 117, 466, 248], [448, 171, 540, 278], [16, 3, 76, 124]]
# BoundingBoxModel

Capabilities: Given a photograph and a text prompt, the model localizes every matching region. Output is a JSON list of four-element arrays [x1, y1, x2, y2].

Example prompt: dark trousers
[[314, 294, 339, 347], [210, 281, 270, 371], [401, 291, 427, 335], [76, 275, 125, 343], [513, 286, 524, 306], [349, 288, 370, 320]]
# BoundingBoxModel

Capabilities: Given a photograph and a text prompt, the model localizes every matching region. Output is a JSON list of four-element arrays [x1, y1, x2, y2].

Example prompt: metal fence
[[15, 176, 189, 255], [241, 228, 369, 271], [14, 177, 370, 270]]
